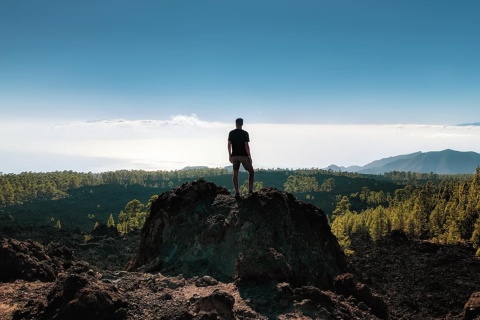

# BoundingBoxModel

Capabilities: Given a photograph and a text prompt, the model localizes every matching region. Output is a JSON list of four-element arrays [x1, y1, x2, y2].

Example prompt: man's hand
[[229, 156, 233, 164], [249, 156, 252, 164]]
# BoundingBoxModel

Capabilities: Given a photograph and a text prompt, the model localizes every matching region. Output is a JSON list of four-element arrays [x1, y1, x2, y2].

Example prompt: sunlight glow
[[2, 115, 480, 173]]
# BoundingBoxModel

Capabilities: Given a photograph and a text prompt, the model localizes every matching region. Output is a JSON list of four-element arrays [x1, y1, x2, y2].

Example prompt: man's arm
[[228, 141, 233, 163], [245, 142, 252, 163]]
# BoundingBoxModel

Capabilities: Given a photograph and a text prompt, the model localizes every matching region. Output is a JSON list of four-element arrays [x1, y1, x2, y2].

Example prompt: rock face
[[127, 179, 347, 289]]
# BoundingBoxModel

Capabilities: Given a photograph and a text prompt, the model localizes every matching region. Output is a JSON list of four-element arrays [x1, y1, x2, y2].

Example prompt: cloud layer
[[2, 115, 480, 173]]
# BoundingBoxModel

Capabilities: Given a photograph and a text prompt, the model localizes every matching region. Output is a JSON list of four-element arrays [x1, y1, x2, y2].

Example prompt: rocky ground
[[1, 226, 480, 319], [1, 180, 480, 319], [0, 234, 380, 319], [349, 231, 480, 320]]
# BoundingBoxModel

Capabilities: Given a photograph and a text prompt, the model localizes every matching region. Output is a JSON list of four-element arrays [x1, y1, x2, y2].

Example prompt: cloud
[[2, 116, 480, 173]]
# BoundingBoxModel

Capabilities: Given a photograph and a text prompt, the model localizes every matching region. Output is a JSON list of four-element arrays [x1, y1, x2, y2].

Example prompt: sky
[[1, 1, 480, 173]]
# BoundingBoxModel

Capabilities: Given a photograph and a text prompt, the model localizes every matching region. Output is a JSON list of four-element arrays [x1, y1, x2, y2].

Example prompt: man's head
[[235, 118, 243, 128]]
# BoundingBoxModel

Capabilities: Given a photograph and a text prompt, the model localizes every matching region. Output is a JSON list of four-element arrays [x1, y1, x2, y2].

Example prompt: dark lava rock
[[76, 232, 140, 271], [464, 292, 480, 320], [350, 234, 480, 319], [127, 179, 346, 289], [334, 273, 388, 319], [195, 276, 219, 287], [0, 237, 72, 282], [41, 273, 128, 320], [192, 290, 235, 319]]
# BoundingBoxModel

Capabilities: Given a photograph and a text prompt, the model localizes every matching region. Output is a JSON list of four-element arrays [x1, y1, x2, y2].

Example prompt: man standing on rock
[[228, 118, 254, 196]]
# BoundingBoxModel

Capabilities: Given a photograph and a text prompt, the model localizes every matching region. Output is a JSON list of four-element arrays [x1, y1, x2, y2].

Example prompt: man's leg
[[233, 170, 240, 195], [248, 169, 255, 193], [239, 157, 255, 193]]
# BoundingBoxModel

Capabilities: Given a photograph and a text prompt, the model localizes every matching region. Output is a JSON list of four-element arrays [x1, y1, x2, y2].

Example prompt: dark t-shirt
[[228, 129, 250, 156]]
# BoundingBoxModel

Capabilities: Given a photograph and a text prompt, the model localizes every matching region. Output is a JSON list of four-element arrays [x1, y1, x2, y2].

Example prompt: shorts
[[231, 156, 254, 172]]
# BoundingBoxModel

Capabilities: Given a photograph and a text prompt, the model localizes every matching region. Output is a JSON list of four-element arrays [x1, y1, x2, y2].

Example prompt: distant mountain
[[325, 149, 480, 175], [457, 122, 480, 126], [357, 152, 422, 172], [182, 166, 209, 170], [324, 164, 362, 172]]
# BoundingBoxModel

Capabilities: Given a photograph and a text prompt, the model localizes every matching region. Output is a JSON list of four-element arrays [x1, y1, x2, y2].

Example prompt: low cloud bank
[[2, 115, 480, 173]]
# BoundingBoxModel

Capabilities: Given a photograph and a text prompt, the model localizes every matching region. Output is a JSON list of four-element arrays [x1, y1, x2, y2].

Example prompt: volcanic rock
[[0, 237, 73, 282], [350, 233, 480, 319], [464, 292, 480, 320], [191, 289, 235, 319], [41, 273, 128, 320], [335, 273, 388, 319], [127, 179, 346, 289]]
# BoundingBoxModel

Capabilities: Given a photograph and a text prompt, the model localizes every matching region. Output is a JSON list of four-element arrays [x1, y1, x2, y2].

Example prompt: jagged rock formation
[[0, 238, 73, 282], [127, 179, 347, 289]]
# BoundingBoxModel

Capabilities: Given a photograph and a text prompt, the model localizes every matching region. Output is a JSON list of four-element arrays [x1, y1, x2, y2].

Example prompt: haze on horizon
[[1, 1, 479, 173]]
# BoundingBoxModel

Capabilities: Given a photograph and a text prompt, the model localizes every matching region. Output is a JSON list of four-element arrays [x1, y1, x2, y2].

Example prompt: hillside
[[326, 149, 480, 174]]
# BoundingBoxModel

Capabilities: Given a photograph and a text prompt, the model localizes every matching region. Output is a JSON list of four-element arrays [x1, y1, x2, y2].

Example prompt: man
[[228, 118, 254, 196]]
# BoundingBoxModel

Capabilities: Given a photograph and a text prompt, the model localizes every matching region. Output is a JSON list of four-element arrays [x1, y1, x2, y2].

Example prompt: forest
[[331, 172, 480, 255], [0, 168, 229, 206], [1, 168, 479, 256]]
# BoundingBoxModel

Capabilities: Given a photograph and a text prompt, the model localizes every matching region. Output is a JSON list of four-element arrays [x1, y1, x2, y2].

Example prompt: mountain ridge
[[325, 149, 480, 174]]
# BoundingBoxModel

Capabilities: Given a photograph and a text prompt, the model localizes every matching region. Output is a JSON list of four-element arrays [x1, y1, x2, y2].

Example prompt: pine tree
[[471, 216, 480, 249], [107, 213, 115, 228], [125, 199, 144, 215], [333, 196, 351, 217]]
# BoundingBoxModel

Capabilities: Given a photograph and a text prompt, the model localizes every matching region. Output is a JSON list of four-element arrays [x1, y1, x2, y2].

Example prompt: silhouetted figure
[[228, 118, 254, 196]]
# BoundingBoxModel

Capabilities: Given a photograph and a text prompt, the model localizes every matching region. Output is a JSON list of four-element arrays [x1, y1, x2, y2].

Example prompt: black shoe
[[235, 192, 240, 197]]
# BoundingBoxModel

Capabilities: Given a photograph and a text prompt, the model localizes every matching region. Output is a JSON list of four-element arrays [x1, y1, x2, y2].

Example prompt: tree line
[[0, 169, 228, 207], [0, 167, 381, 207]]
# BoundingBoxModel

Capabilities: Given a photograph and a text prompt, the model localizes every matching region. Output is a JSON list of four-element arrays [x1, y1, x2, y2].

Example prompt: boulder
[[127, 179, 346, 289], [335, 273, 388, 319], [191, 289, 235, 319], [42, 273, 128, 320], [464, 292, 480, 320]]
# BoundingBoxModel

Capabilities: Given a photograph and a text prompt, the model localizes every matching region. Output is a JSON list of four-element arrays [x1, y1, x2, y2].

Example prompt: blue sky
[[1, 1, 480, 173], [1, 0, 479, 124]]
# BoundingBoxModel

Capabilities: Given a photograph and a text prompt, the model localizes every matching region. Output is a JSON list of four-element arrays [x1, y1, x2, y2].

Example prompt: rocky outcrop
[[0, 238, 73, 282], [127, 179, 346, 289], [41, 273, 128, 320], [464, 292, 480, 320]]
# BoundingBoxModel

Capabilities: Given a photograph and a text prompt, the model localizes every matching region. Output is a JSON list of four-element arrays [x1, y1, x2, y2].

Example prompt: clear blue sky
[[1, 0, 479, 124]]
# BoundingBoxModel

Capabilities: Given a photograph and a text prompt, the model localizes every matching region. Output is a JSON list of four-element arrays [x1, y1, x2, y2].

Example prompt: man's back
[[228, 128, 249, 157]]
